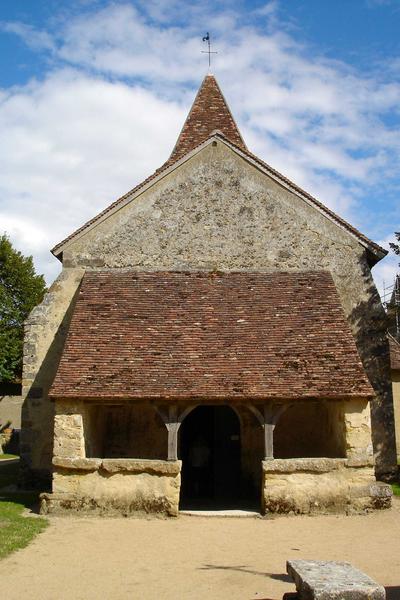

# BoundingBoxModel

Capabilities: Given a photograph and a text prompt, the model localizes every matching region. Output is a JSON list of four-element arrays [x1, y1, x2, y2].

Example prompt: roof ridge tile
[[166, 74, 246, 165]]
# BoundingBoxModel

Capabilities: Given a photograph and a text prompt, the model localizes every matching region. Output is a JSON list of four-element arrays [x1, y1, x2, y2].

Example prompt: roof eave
[[49, 391, 374, 402]]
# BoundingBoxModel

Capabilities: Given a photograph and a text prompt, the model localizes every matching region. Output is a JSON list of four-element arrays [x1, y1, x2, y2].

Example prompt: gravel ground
[[0, 498, 399, 600]]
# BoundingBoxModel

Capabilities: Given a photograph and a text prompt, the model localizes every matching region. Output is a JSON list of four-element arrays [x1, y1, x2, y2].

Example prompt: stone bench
[[284, 559, 385, 599]]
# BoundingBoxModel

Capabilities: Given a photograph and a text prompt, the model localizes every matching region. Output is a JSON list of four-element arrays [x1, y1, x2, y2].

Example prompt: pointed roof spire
[[168, 74, 247, 164]]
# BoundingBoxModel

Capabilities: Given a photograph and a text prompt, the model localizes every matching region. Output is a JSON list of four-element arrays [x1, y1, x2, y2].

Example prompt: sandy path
[[1, 500, 400, 600]]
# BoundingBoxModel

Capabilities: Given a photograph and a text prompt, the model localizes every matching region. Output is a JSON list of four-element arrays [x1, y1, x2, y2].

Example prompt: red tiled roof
[[389, 334, 400, 370], [50, 270, 373, 401], [166, 74, 247, 165]]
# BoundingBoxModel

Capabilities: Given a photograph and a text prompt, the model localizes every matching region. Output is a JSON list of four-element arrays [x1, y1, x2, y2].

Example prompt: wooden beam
[[264, 422, 274, 458], [153, 404, 168, 426], [153, 403, 197, 461], [165, 405, 178, 461], [247, 404, 264, 427], [178, 405, 196, 424], [271, 403, 289, 425], [167, 426, 179, 461], [262, 402, 291, 460]]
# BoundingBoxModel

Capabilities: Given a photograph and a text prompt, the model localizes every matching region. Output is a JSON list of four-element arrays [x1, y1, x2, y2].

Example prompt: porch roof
[[50, 270, 373, 401]]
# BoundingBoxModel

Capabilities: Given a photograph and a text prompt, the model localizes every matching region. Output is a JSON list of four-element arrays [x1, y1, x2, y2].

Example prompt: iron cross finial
[[202, 32, 218, 69]]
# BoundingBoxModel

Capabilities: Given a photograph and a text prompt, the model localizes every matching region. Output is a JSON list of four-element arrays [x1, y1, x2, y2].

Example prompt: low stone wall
[[262, 458, 392, 514], [41, 458, 181, 517]]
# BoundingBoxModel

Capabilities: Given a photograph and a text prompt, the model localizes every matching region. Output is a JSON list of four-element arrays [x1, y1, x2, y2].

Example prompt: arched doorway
[[179, 405, 242, 509]]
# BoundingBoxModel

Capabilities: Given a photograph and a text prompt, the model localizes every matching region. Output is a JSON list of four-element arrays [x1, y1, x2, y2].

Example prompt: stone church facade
[[21, 75, 395, 515]]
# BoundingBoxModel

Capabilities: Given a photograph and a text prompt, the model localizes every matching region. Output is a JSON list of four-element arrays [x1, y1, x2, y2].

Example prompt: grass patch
[[0, 458, 48, 559], [392, 483, 400, 496], [0, 499, 48, 559]]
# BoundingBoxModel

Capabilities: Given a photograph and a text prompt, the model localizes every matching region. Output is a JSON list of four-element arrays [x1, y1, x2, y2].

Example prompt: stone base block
[[43, 458, 182, 517], [262, 458, 392, 514], [286, 559, 385, 599]]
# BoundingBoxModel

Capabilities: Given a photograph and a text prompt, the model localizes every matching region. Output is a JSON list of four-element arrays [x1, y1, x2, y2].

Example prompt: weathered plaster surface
[[67, 143, 369, 283], [20, 268, 84, 485], [274, 401, 346, 459], [343, 399, 374, 463], [83, 403, 167, 460]]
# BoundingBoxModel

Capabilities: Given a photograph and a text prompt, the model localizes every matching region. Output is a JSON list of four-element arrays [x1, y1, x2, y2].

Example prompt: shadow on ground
[[0, 459, 41, 512], [199, 564, 291, 582]]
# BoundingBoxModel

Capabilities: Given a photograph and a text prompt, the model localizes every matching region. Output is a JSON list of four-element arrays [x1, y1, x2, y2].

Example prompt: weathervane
[[202, 32, 217, 69]]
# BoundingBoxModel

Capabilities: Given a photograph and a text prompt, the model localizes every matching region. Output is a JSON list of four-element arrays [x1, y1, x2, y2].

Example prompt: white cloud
[[255, 1, 280, 18], [0, 1, 399, 290], [0, 68, 184, 281], [0, 21, 55, 52], [366, 0, 394, 7], [373, 234, 399, 301]]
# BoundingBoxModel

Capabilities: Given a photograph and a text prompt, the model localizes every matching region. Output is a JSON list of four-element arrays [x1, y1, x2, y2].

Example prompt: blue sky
[[0, 0, 399, 294]]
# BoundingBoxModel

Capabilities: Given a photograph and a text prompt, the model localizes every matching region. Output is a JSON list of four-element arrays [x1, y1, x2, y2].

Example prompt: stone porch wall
[[43, 457, 181, 517], [48, 397, 386, 516], [262, 458, 391, 514], [262, 399, 389, 514], [44, 400, 181, 516]]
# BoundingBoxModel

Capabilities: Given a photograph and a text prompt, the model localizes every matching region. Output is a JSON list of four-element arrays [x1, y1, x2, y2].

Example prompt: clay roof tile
[[50, 270, 374, 401], [166, 74, 247, 165]]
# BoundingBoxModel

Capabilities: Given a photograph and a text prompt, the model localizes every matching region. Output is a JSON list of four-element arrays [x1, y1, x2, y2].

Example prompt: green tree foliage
[[0, 235, 46, 383]]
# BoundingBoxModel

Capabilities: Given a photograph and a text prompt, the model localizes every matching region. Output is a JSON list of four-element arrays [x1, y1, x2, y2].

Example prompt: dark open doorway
[[179, 405, 245, 510]]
